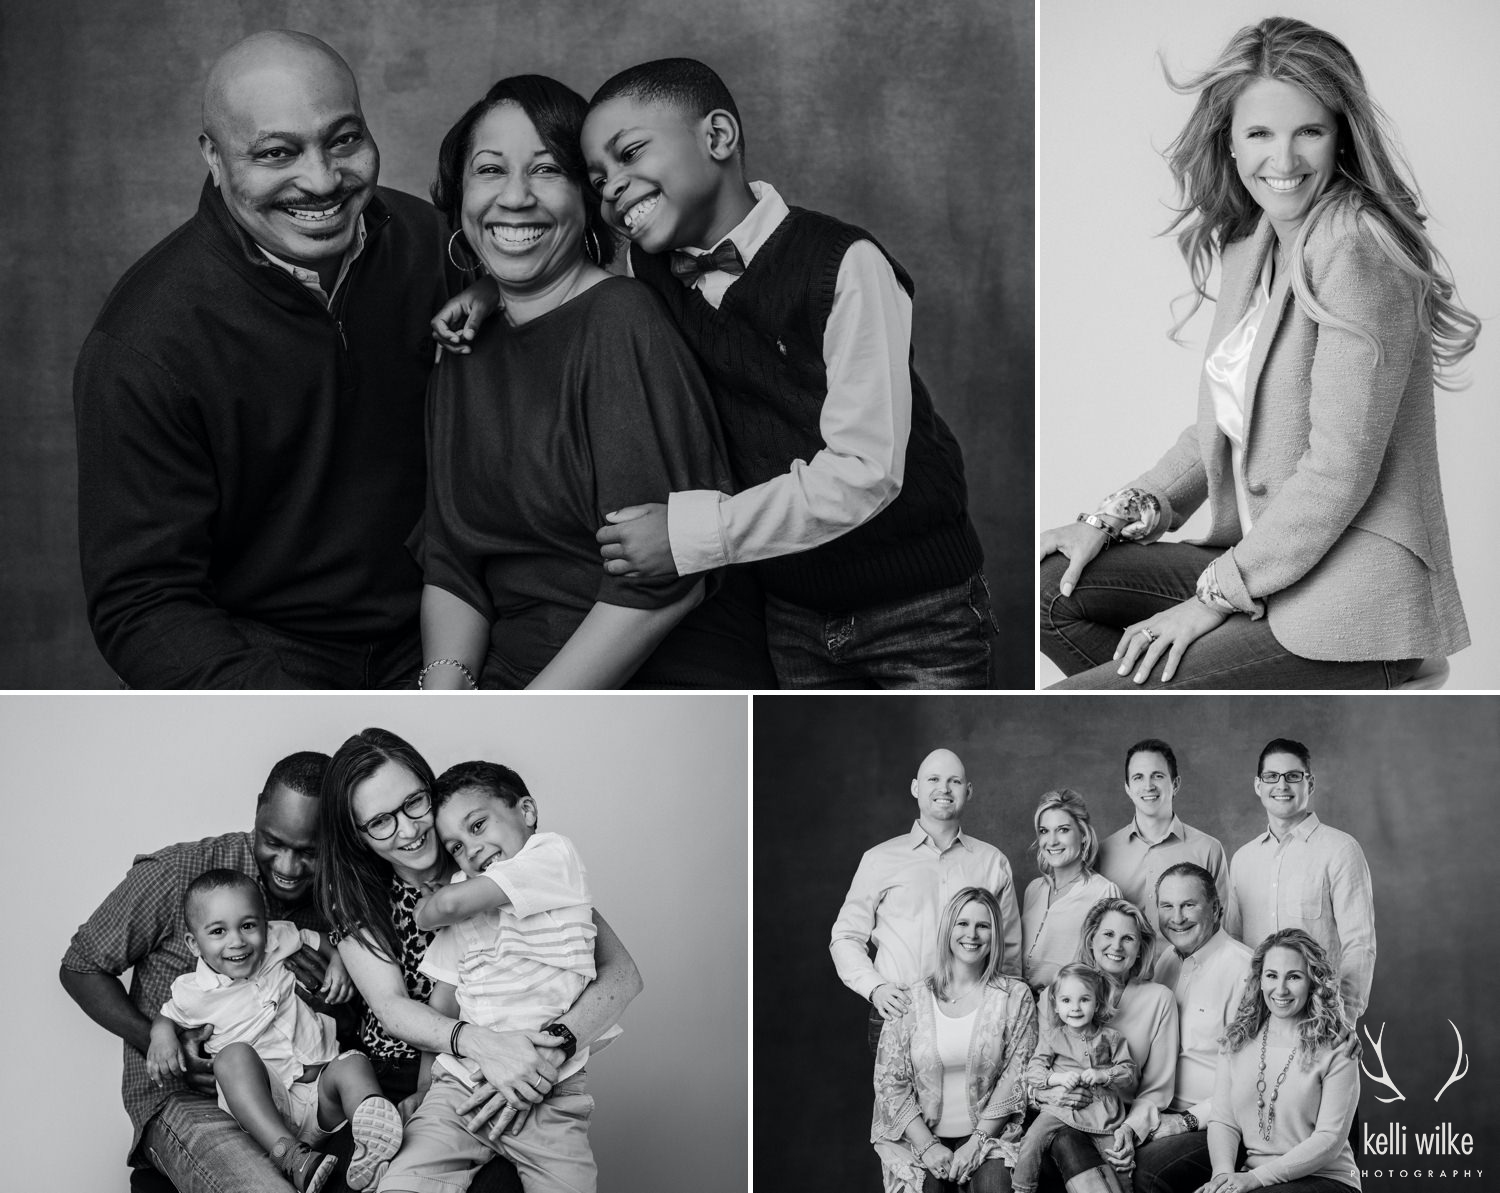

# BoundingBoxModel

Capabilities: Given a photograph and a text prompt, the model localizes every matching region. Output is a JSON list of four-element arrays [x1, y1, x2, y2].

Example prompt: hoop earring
[[583, 225, 602, 266], [448, 229, 475, 273]]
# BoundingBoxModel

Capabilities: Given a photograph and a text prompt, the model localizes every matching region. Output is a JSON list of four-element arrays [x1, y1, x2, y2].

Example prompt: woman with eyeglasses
[[315, 728, 642, 1190]]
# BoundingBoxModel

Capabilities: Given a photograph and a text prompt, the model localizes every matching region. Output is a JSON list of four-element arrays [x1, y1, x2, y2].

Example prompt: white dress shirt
[[1224, 812, 1376, 1022], [830, 822, 1022, 998], [1152, 928, 1251, 1124]]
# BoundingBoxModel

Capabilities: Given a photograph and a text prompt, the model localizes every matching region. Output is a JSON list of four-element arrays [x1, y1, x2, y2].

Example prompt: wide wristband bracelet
[[1075, 512, 1120, 546], [418, 658, 477, 689]]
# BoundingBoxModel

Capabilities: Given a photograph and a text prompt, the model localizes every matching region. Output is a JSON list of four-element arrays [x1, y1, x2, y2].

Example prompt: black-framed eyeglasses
[[358, 789, 433, 840], [1257, 770, 1308, 784]]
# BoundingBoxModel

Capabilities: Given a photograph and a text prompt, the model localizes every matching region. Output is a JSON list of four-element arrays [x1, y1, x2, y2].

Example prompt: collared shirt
[[1097, 814, 1229, 966], [160, 921, 336, 1090], [1153, 928, 1251, 1122], [1020, 870, 1120, 990], [1224, 811, 1375, 1022], [258, 214, 368, 308], [831, 822, 1022, 999], [642, 181, 914, 575], [60, 832, 326, 1164]]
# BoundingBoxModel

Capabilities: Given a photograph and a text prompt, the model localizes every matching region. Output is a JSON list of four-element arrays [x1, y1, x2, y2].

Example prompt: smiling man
[[74, 30, 459, 688], [1095, 738, 1228, 970], [1131, 862, 1251, 1193], [1224, 737, 1375, 1024], [830, 747, 1022, 1053], [60, 752, 337, 1193]]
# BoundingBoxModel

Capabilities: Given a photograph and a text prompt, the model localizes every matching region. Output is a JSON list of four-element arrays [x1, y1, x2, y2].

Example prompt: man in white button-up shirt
[[830, 748, 1022, 1052], [1224, 737, 1376, 1023], [1133, 862, 1251, 1193]]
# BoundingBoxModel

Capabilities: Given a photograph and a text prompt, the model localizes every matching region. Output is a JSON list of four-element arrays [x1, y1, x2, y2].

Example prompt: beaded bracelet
[[450, 1019, 468, 1058], [418, 658, 477, 689]]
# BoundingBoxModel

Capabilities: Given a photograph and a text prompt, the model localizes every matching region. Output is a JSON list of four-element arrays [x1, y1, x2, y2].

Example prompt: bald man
[[831, 748, 1022, 1052], [75, 30, 460, 688]]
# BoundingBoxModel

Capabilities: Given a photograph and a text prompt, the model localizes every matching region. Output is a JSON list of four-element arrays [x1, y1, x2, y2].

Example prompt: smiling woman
[[416, 74, 774, 691], [1021, 791, 1119, 992], [1039, 16, 1480, 690]]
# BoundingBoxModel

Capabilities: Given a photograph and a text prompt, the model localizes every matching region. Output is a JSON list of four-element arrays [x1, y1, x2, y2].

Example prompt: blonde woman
[[1041, 17, 1477, 690]]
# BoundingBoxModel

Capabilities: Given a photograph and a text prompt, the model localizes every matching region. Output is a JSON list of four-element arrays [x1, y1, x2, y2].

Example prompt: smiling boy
[[148, 872, 401, 1193], [382, 761, 601, 1193], [582, 58, 993, 689]]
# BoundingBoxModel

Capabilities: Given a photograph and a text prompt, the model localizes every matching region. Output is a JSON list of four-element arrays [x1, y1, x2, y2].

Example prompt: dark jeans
[[922, 1135, 1014, 1193], [1132, 1130, 1353, 1193], [232, 615, 421, 689], [1040, 545, 1419, 689], [766, 572, 998, 689]]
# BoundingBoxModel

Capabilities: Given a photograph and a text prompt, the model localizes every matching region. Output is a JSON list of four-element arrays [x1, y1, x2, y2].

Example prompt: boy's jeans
[[766, 572, 998, 689]]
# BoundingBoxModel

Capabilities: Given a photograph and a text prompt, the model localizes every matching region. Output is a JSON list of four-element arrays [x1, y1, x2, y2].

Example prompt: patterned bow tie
[[669, 240, 746, 284]]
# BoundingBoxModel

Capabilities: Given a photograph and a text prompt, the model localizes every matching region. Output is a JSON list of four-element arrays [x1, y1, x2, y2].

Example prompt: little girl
[[1013, 963, 1135, 1193]]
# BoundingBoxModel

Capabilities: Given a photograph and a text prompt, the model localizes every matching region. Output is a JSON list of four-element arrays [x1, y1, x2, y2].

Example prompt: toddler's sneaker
[[270, 1137, 337, 1193], [347, 1095, 405, 1190]]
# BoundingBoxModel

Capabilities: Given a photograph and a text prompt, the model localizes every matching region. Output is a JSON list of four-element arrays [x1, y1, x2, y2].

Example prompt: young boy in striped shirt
[[378, 760, 599, 1193]]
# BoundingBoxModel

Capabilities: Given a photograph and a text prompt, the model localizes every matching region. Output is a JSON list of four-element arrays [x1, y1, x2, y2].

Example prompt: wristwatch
[[1182, 1111, 1200, 1132], [541, 1022, 578, 1061]]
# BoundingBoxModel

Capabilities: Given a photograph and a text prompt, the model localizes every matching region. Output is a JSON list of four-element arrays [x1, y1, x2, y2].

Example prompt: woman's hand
[[1104, 1125, 1136, 1173], [463, 1028, 565, 1116], [1194, 1172, 1256, 1193], [318, 950, 355, 1005], [1039, 521, 1111, 597], [1036, 1081, 1095, 1110], [1114, 598, 1229, 684], [948, 1136, 988, 1184], [920, 1140, 955, 1182], [459, 1079, 531, 1141]]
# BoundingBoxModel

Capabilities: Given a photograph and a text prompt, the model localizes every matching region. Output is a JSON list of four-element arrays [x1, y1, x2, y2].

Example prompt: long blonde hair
[[1162, 16, 1478, 386], [932, 886, 1006, 1001]]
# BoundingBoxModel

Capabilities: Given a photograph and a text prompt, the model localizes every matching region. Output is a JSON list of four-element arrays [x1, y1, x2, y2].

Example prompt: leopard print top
[[330, 874, 437, 1061]]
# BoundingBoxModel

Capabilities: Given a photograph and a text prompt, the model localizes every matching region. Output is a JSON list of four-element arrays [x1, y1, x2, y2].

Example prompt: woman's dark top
[[422, 276, 774, 688]]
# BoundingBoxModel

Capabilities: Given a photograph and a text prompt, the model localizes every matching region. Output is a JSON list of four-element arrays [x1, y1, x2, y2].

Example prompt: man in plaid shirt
[[61, 752, 341, 1193]]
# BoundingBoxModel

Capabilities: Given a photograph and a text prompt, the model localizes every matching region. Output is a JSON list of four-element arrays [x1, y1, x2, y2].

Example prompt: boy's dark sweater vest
[[633, 208, 982, 613]]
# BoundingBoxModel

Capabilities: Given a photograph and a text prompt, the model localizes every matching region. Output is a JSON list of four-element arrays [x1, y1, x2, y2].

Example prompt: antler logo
[[1359, 1020, 1470, 1103]]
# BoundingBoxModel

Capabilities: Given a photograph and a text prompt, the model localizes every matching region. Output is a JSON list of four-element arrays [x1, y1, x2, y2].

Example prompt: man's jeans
[[1041, 544, 1419, 690], [140, 1094, 297, 1193], [232, 616, 421, 689], [767, 572, 999, 689]]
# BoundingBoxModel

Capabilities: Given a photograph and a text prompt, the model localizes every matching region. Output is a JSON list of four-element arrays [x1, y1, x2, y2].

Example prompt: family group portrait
[[2, 0, 1031, 691], [5, 693, 747, 1193], [755, 694, 1499, 1193]]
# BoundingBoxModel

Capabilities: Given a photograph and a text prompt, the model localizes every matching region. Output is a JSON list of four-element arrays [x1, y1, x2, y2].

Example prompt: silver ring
[[1140, 627, 1158, 644]]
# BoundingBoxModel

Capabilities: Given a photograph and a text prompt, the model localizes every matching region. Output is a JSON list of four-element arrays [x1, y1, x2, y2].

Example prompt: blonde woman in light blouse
[[1039, 17, 1478, 690], [1021, 791, 1119, 992], [1195, 929, 1359, 1193], [872, 887, 1037, 1193]]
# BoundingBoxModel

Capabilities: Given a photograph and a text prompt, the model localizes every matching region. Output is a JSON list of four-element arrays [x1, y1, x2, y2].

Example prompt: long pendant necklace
[[1256, 1024, 1297, 1141]]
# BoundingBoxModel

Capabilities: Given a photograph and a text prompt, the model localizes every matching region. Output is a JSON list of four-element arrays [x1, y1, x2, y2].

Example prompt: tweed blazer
[[1131, 209, 1468, 661]]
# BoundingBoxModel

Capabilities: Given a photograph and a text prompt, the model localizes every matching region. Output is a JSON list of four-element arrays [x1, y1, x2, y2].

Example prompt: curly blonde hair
[[1161, 16, 1478, 385], [1222, 929, 1348, 1066]]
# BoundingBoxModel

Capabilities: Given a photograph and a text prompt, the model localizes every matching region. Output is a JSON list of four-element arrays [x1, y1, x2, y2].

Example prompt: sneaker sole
[[347, 1096, 405, 1190]]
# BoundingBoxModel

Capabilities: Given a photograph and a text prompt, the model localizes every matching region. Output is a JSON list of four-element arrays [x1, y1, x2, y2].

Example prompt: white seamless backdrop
[[0, 694, 748, 1193], [1038, 0, 1500, 687]]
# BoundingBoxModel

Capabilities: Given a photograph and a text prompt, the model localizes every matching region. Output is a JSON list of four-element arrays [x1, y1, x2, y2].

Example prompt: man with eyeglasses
[[1224, 737, 1376, 1024], [60, 752, 350, 1193]]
